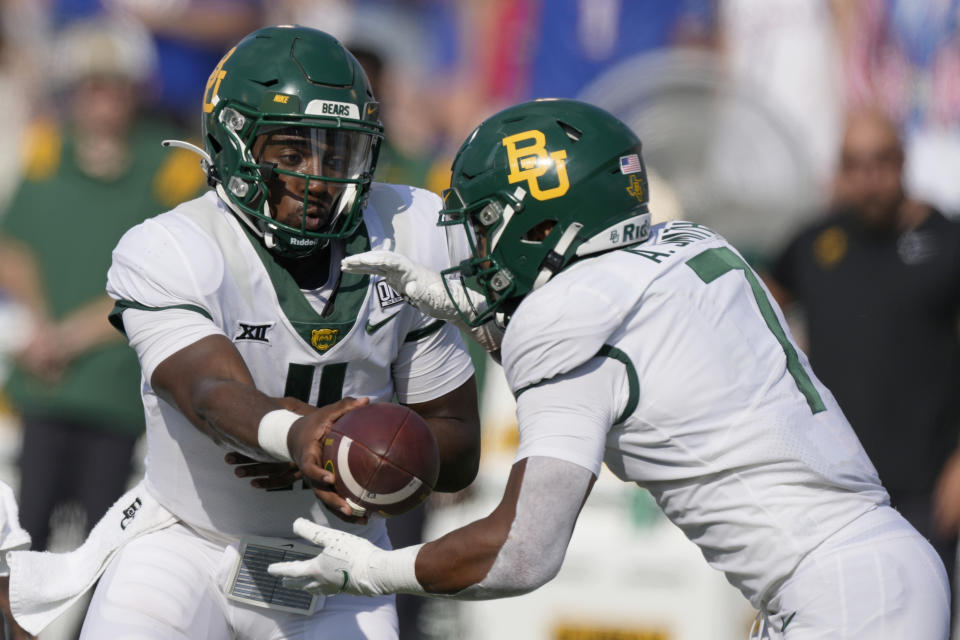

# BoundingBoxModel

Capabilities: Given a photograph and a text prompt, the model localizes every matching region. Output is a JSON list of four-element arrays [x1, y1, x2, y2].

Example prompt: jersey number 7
[[686, 247, 826, 414]]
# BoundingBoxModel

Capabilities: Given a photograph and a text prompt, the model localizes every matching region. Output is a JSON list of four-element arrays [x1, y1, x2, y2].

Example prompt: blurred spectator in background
[[833, 0, 960, 217], [0, 4, 46, 391], [765, 109, 960, 623], [510, 0, 718, 101], [105, 0, 264, 129], [0, 18, 204, 552], [44, 0, 263, 131], [720, 0, 844, 194], [349, 44, 435, 190], [0, 1, 46, 213], [444, 0, 719, 165]]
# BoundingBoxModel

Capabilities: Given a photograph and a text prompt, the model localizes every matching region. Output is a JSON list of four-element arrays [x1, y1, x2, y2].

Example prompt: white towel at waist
[[0, 480, 31, 575], [8, 480, 177, 635]]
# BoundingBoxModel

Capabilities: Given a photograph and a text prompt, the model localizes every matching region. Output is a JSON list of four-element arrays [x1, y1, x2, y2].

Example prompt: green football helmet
[[439, 98, 652, 326], [199, 25, 383, 258]]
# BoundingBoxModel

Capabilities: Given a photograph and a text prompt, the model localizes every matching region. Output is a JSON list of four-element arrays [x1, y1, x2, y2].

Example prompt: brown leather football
[[321, 402, 439, 518]]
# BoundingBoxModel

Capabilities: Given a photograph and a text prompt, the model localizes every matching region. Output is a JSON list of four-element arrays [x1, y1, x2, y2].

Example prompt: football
[[321, 402, 440, 518]]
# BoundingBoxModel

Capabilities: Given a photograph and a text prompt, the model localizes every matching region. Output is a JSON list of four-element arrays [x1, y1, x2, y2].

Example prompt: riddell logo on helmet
[[502, 129, 570, 201], [289, 237, 317, 246]]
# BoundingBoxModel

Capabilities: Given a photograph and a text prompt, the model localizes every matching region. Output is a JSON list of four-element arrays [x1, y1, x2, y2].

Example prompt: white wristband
[[257, 409, 299, 462], [369, 544, 425, 595]]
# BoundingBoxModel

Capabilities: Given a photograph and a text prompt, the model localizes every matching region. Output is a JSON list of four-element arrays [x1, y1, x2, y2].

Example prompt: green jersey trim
[[239, 221, 371, 355], [596, 345, 639, 423], [403, 320, 444, 343], [109, 299, 213, 335], [513, 344, 639, 425]]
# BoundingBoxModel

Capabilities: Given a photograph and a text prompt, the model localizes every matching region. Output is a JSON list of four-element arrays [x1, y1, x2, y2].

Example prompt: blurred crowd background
[[0, 1, 957, 639]]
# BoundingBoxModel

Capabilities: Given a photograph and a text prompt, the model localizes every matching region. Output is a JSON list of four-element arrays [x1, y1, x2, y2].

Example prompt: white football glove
[[341, 250, 503, 352], [267, 518, 422, 597]]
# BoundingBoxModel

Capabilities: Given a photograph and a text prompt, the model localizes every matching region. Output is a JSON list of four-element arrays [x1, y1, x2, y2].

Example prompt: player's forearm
[[415, 515, 511, 594], [187, 377, 289, 456], [267, 460, 580, 599], [421, 457, 590, 599], [151, 335, 288, 458], [411, 460, 528, 594], [426, 416, 481, 492], [407, 377, 481, 492]]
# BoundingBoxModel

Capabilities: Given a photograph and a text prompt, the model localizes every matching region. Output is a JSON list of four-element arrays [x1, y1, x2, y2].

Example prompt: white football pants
[[79, 522, 398, 640], [751, 505, 950, 639]]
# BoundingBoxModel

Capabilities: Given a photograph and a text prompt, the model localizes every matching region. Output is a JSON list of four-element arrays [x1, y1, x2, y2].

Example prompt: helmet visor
[[255, 125, 373, 179], [252, 125, 376, 235]]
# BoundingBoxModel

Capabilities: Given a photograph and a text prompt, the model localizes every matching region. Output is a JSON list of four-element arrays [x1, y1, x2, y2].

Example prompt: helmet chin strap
[[324, 180, 358, 235], [532, 222, 584, 290], [214, 182, 272, 241], [264, 227, 278, 249], [166, 132, 274, 244]]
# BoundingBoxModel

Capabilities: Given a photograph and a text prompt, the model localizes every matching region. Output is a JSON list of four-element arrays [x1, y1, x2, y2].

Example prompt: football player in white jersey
[[59, 26, 482, 640], [267, 99, 951, 639]]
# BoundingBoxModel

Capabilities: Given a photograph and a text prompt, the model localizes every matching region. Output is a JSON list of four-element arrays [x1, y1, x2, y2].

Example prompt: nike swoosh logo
[[781, 612, 796, 632], [365, 313, 401, 334]]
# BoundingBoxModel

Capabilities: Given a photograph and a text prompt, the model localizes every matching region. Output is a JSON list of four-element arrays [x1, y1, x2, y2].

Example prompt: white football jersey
[[503, 221, 889, 608], [106, 186, 474, 540]]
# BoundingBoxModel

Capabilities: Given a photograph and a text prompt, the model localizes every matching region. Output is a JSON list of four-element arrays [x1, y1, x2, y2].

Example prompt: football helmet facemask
[[438, 98, 652, 326], [195, 26, 382, 258]]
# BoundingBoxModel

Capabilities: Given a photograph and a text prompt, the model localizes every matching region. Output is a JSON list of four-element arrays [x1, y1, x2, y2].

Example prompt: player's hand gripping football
[[224, 452, 301, 490], [288, 397, 371, 523], [224, 395, 325, 491], [268, 518, 410, 596], [341, 251, 503, 352]]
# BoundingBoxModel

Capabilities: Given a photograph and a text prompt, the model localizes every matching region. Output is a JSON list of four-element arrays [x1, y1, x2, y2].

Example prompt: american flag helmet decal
[[619, 154, 642, 174]]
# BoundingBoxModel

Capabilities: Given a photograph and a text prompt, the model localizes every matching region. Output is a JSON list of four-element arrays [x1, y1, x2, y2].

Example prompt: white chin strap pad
[[327, 182, 358, 233], [532, 222, 583, 291]]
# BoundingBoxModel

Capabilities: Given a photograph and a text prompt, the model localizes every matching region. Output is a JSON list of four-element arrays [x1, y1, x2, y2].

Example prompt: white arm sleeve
[[392, 320, 474, 404], [120, 308, 225, 383], [276, 356, 621, 600], [451, 356, 627, 599], [455, 456, 594, 600]]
